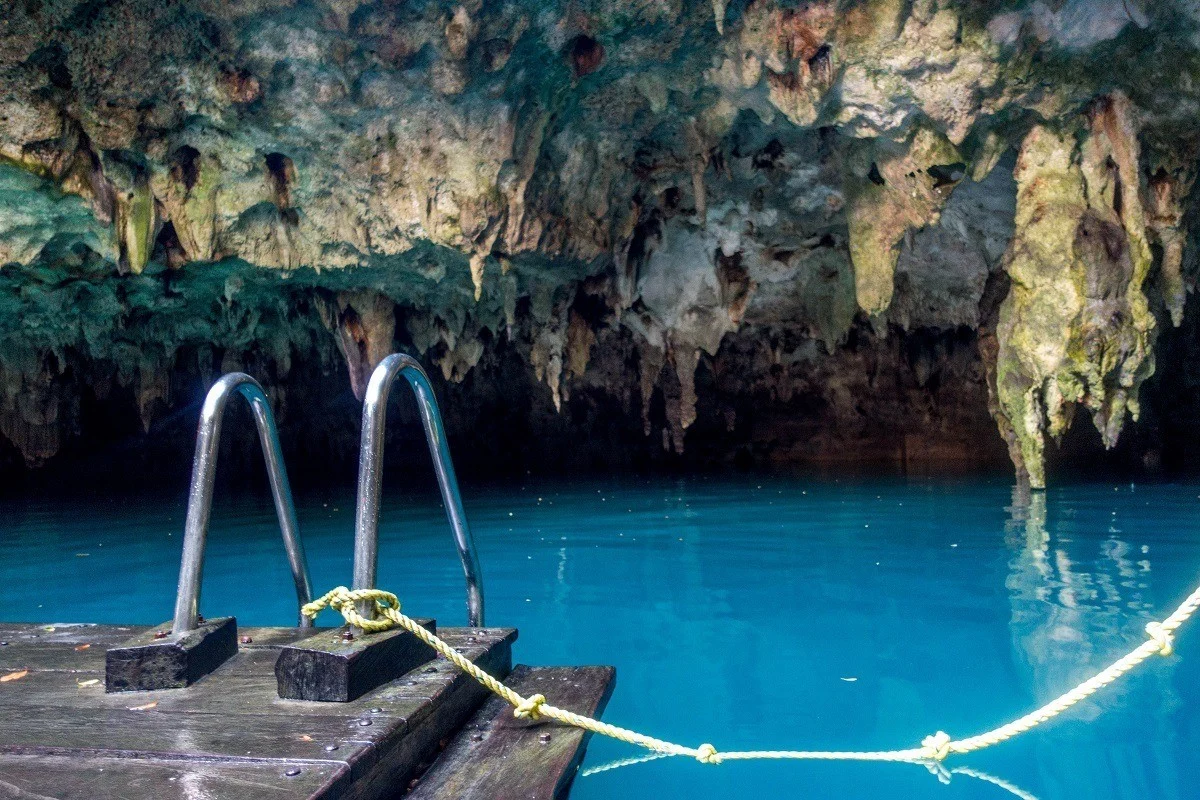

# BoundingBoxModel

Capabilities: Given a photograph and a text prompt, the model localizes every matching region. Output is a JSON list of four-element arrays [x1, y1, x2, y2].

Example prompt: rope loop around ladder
[[300, 575, 1200, 769]]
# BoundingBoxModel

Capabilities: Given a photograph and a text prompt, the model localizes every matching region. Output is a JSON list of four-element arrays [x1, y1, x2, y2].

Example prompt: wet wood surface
[[405, 665, 617, 800], [275, 622, 438, 703], [0, 622, 519, 799]]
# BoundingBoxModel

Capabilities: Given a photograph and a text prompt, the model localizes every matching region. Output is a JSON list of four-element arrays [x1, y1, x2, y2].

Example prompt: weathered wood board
[[105, 615, 238, 691], [0, 622, 518, 799], [0, 753, 345, 800], [405, 665, 617, 800]]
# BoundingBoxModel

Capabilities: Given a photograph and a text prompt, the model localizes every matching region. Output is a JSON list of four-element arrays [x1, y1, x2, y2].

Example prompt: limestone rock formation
[[992, 98, 1157, 488], [2, 0, 1200, 484]]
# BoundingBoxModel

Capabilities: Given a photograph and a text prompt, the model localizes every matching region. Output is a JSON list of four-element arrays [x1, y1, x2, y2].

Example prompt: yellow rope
[[302, 580, 1200, 766]]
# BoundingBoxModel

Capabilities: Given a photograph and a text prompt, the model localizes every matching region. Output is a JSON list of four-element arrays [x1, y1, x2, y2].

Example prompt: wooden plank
[[0, 623, 435, 675], [405, 665, 617, 800], [0, 702, 385, 762], [0, 629, 515, 721], [0, 623, 322, 653], [0, 624, 137, 672], [0, 623, 521, 800], [340, 631, 516, 800], [0, 753, 347, 800], [237, 625, 329, 649], [0, 623, 137, 644]]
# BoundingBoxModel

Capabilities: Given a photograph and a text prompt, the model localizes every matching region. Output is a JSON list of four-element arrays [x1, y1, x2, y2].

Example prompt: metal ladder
[[171, 373, 314, 633], [352, 353, 485, 627], [170, 356, 484, 633]]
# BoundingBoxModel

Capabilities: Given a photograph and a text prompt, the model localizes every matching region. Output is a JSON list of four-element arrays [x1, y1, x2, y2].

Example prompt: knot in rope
[[301, 586, 403, 634], [1146, 621, 1174, 656], [514, 694, 547, 721], [695, 743, 722, 764], [921, 731, 953, 761]]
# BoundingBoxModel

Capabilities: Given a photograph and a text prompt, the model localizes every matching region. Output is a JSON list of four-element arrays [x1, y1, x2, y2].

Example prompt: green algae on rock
[[2, 0, 1200, 484], [993, 96, 1157, 488]]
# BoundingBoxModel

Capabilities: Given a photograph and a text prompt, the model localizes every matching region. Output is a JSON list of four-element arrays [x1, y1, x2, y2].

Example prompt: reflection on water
[[1004, 487, 1182, 799]]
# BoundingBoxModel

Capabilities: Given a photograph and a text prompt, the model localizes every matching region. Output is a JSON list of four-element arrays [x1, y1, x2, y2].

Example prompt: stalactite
[[845, 127, 962, 317], [1, 0, 1198, 484], [1147, 167, 1192, 327], [669, 340, 701, 446], [991, 95, 1158, 489], [324, 291, 397, 401], [638, 341, 664, 437]]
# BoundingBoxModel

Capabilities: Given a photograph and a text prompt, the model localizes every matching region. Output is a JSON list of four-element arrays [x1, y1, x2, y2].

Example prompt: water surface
[[2, 475, 1196, 799]]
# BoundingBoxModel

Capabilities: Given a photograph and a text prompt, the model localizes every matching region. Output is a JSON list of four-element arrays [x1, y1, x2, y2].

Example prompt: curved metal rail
[[352, 353, 485, 626], [172, 373, 314, 633]]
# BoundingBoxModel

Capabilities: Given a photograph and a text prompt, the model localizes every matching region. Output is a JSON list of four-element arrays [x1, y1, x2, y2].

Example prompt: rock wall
[[2, 0, 1200, 487]]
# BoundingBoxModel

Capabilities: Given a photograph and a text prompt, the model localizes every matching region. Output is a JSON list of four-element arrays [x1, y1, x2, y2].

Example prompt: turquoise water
[[2, 475, 1198, 799]]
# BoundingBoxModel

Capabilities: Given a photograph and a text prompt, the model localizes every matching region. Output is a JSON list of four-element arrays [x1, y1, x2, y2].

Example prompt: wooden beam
[[405, 665, 616, 800], [275, 622, 438, 703], [105, 616, 238, 692], [0, 753, 348, 800]]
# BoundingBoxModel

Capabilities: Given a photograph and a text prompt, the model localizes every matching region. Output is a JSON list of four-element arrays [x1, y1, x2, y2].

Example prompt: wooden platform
[[0, 622, 615, 799]]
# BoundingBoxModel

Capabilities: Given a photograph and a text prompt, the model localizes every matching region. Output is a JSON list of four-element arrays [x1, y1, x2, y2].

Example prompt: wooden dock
[[0, 622, 614, 799]]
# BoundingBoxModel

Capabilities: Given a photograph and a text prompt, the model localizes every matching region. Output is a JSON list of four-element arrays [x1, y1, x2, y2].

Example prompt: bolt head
[[153, 631, 169, 639], [323, 744, 340, 752], [358, 719, 373, 727], [239, 636, 253, 644], [285, 768, 301, 777], [539, 733, 552, 744], [370, 707, 383, 714]]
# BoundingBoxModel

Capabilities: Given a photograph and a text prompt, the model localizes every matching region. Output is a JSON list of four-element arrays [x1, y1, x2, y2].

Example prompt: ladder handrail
[[352, 353, 485, 627], [172, 373, 314, 633]]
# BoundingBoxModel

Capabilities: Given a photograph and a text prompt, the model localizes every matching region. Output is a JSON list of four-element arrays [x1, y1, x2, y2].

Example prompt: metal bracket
[[106, 373, 314, 691]]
